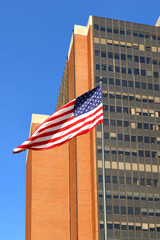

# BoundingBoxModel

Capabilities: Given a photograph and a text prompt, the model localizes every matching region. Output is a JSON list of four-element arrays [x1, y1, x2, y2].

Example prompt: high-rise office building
[[26, 16, 160, 240]]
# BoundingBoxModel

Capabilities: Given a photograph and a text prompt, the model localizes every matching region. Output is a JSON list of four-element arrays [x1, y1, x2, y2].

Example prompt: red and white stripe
[[13, 99, 103, 154]]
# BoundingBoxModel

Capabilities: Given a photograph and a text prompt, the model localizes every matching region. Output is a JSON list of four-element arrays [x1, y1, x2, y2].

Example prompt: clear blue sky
[[0, 0, 160, 239]]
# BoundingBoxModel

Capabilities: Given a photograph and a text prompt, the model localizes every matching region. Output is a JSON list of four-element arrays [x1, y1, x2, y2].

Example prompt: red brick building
[[26, 16, 160, 240]]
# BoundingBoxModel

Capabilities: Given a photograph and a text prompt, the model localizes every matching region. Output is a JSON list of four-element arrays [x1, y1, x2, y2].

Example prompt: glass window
[[142, 98, 147, 103], [101, 51, 106, 58], [115, 66, 120, 72], [124, 121, 129, 127], [134, 56, 139, 62], [124, 135, 129, 141], [106, 194, 111, 198], [118, 134, 123, 140], [147, 179, 152, 186], [122, 68, 126, 74], [95, 50, 99, 56], [120, 29, 125, 34], [110, 119, 116, 126], [116, 94, 121, 99], [112, 176, 118, 183], [139, 32, 144, 38], [144, 123, 149, 129], [121, 225, 127, 230], [108, 52, 113, 58], [141, 196, 146, 200], [117, 120, 122, 126], [125, 151, 130, 155], [135, 81, 140, 88], [127, 55, 132, 60], [113, 194, 118, 199], [154, 72, 159, 78], [121, 206, 126, 214], [132, 152, 137, 156], [115, 79, 120, 86], [128, 207, 133, 215], [133, 177, 138, 184], [131, 136, 136, 142], [102, 64, 106, 71], [145, 151, 150, 157], [114, 224, 120, 229], [103, 77, 107, 84], [154, 84, 159, 90], [106, 176, 111, 183], [107, 223, 113, 229], [100, 26, 105, 32], [134, 69, 139, 75], [109, 78, 114, 85], [141, 82, 146, 89], [137, 123, 142, 129], [146, 46, 151, 51], [114, 28, 118, 34], [121, 54, 126, 60], [120, 195, 125, 199], [114, 53, 119, 59], [126, 177, 131, 184], [126, 30, 131, 35], [94, 24, 99, 30], [129, 96, 134, 101], [140, 56, 145, 63], [146, 57, 151, 64], [129, 81, 133, 87], [104, 133, 109, 139], [119, 176, 124, 184], [154, 179, 158, 187], [123, 95, 128, 101], [136, 226, 141, 230], [96, 64, 100, 70], [140, 178, 145, 185], [107, 28, 112, 33], [117, 106, 122, 113], [108, 65, 113, 72], [104, 119, 109, 125], [114, 206, 119, 214], [122, 80, 127, 86], [128, 68, 132, 74], [141, 69, 146, 76], [135, 207, 140, 215], [100, 224, 104, 229], [142, 211, 147, 216], [145, 33, 150, 38], [123, 107, 128, 114], [109, 94, 114, 99], [153, 59, 157, 65], [148, 83, 153, 90], [107, 206, 112, 213], [133, 31, 137, 37], [103, 105, 108, 111], [144, 137, 150, 143], [152, 151, 156, 158], [138, 150, 144, 156], [118, 151, 123, 155], [102, 93, 108, 98], [99, 175, 103, 182], [152, 35, 156, 40]]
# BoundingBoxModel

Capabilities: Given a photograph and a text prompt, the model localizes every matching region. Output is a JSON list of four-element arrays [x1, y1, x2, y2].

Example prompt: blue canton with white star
[[73, 85, 102, 117]]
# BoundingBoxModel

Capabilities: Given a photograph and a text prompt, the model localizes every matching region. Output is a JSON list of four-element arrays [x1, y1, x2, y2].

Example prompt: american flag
[[13, 85, 103, 153]]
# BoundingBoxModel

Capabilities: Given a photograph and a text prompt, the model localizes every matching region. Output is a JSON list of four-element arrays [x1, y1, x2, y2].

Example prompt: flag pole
[[99, 77, 107, 240]]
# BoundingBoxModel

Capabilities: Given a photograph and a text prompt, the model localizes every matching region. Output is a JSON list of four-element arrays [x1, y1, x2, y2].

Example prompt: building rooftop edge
[[155, 16, 160, 27], [26, 113, 49, 163], [68, 15, 92, 60], [31, 113, 49, 124]]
